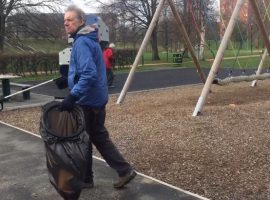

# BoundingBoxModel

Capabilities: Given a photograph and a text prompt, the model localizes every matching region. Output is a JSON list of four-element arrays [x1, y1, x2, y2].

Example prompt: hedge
[[0, 53, 59, 76], [0, 48, 137, 76], [114, 49, 137, 69]]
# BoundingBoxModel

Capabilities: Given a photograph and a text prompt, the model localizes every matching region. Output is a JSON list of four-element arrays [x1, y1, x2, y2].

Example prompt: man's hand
[[59, 94, 76, 112]]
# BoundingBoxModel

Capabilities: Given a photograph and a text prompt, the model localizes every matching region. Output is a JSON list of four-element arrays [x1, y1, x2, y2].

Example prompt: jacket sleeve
[[107, 48, 113, 59], [70, 38, 97, 100]]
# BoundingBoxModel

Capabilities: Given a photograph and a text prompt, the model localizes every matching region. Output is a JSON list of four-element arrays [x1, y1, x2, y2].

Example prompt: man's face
[[64, 11, 84, 34]]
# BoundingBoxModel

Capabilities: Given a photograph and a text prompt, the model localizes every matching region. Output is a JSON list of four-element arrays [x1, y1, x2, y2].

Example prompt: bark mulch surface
[[1, 80, 270, 200]]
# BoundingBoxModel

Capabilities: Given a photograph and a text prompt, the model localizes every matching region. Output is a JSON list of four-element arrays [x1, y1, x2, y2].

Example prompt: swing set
[[213, 0, 270, 86], [193, 0, 270, 116], [116, 0, 209, 104], [117, 0, 220, 104], [115, 0, 270, 118]]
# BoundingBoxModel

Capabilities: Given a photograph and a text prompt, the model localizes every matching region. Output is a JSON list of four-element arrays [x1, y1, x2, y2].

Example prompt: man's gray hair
[[65, 5, 86, 23]]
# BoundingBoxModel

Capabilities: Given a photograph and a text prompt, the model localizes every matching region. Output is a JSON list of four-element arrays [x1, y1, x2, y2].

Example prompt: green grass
[[4, 39, 67, 54], [22, 39, 67, 53], [5, 39, 269, 82], [13, 74, 60, 83], [177, 55, 270, 70]]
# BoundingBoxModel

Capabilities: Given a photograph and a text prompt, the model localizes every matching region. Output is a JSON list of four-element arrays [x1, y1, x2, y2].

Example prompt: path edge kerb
[[0, 120, 209, 200]]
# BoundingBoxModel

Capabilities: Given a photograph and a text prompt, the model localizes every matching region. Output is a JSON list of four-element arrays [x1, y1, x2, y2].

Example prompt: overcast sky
[[69, 0, 106, 13], [68, 0, 220, 14]]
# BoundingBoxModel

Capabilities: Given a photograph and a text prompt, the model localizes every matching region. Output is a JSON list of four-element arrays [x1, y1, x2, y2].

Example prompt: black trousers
[[106, 69, 114, 86], [82, 106, 131, 181]]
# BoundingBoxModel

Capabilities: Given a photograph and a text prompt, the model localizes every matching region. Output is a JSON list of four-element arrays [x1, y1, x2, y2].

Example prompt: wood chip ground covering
[[1, 80, 270, 200]]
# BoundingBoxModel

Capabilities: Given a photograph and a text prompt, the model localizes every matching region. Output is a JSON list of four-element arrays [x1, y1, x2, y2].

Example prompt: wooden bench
[[10, 82, 32, 100]]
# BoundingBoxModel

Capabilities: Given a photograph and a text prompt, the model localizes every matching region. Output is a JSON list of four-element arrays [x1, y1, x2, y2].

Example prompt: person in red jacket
[[103, 43, 115, 87]]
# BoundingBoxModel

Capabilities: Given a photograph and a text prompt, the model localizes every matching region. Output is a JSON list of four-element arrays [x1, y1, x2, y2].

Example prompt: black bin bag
[[40, 101, 90, 200]]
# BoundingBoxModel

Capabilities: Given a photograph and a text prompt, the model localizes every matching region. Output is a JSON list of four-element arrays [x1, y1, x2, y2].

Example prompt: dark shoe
[[113, 169, 137, 189], [80, 181, 94, 189]]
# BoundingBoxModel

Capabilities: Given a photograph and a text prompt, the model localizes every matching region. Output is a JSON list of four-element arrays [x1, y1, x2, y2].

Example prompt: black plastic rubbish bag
[[40, 101, 90, 200]]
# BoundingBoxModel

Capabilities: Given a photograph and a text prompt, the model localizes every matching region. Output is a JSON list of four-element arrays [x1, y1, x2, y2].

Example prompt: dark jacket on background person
[[68, 25, 108, 107]]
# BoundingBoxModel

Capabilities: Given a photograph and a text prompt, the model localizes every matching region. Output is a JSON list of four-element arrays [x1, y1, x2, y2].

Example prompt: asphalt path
[[17, 67, 259, 98], [0, 122, 207, 200]]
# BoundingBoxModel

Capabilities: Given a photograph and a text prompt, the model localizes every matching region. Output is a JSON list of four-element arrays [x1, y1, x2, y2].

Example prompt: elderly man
[[61, 5, 136, 189]]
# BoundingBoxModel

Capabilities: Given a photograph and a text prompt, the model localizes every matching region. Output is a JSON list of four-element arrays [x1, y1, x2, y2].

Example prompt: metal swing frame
[[116, 0, 207, 104], [193, 0, 270, 116]]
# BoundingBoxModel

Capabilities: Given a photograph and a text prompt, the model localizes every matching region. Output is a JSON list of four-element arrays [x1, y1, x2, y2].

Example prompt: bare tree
[[99, 0, 161, 60], [177, 0, 217, 59], [192, 0, 217, 60], [7, 13, 65, 40], [0, 0, 69, 52]]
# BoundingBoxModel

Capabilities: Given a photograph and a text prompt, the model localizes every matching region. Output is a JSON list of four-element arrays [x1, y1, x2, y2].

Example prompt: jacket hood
[[74, 25, 99, 42]]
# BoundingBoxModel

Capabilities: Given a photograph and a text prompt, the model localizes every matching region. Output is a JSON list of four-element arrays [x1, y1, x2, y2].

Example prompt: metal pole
[[251, 46, 269, 87], [116, 0, 166, 104], [192, 0, 245, 116], [167, 0, 206, 83], [249, 0, 270, 55], [1, 79, 55, 100], [0, 78, 58, 111]]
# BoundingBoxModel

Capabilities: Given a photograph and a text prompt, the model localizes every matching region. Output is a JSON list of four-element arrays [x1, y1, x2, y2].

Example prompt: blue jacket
[[68, 25, 108, 107]]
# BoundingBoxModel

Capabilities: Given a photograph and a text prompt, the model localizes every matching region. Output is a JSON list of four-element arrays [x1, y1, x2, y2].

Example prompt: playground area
[[1, 79, 270, 200], [3, 0, 270, 199]]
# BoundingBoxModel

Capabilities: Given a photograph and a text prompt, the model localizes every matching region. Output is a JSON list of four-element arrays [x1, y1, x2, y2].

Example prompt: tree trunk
[[199, 21, 206, 60], [0, 16, 5, 52], [151, 26, 160, 60], [183, 0, 190, 57]]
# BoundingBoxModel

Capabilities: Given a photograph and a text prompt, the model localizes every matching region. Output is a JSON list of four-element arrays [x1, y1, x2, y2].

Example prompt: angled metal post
[[249, 0, 270, 86], [251, 45, 268, 87], [116, 0, 166, 104], [249, 0, 270, 55], [192, 0, 245, 116], [167, 0, 206, 83]]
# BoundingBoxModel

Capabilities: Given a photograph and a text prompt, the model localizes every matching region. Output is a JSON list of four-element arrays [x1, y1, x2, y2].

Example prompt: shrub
[[0, 53, 59, 76], [114, 49, 136, 69]]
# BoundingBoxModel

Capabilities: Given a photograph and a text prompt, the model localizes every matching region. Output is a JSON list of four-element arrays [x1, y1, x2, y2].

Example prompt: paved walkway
[[1, 91, 54, 111], [15, 67, 259, 98], [0, 122, 208, 200], [2, 67, 206, 110]]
